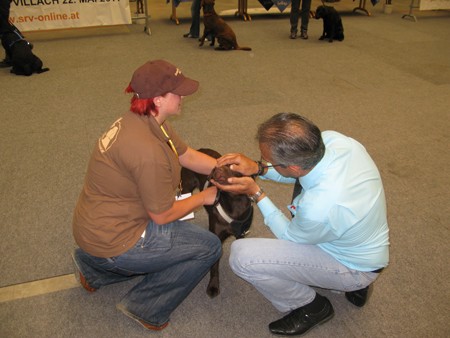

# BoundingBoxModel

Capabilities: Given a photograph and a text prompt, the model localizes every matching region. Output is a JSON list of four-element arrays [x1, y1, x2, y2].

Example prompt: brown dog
[[199, 0, 252, 51], [181, 148, 254, 297]]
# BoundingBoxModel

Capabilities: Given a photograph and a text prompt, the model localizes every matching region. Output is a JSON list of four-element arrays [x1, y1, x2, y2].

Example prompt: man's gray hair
[[256, 113, 325, 170]]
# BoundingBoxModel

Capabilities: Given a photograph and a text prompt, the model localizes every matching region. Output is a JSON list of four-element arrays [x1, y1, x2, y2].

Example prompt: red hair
[[124, 84, 158, 116]]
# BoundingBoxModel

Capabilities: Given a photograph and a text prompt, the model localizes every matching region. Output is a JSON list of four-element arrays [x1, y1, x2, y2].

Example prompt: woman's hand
[[200, 186, 219, 205], [216, 153, 259, 176], [148, 185, 220, 224]]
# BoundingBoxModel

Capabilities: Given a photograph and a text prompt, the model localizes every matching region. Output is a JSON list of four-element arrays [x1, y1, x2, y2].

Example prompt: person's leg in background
[[299, 0, 312, 39], [0, 0, 12, 66], [289, 0, 300, 39], [183, 0, 201, 38]]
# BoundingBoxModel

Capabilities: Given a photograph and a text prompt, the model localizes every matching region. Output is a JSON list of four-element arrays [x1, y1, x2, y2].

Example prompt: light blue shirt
[[258, 131, 389, 271]]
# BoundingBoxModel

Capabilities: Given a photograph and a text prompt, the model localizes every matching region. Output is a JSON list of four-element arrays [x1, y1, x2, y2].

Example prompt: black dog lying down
[[1, 26, 49, 76], [181, 148, 254, 298], [315, 5, 344, 43]]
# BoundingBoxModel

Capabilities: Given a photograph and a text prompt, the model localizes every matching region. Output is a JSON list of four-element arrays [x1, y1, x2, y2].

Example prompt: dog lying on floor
[[181, 148, 254, 298], [1, 26, 49, 76], [199, 0, 252, 51], [315, 5, 345, 43]]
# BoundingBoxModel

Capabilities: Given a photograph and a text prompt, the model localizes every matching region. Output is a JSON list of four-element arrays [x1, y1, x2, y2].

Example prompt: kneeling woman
[[72, 60, 222, 331]]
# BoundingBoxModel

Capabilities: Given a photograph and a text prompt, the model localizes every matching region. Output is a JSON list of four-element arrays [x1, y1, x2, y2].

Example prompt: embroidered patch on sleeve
[[99, 118, 122, 153]]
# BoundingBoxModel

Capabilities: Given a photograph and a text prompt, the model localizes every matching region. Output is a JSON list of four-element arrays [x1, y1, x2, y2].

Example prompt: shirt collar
[[299, 146, 332, 190]]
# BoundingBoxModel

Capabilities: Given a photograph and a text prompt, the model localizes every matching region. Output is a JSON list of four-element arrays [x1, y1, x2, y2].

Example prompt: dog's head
[[315, 5, 328, 19], [201, 0, 216, 13], [209, 165, 243, 186], [209, 165, 253, 239]]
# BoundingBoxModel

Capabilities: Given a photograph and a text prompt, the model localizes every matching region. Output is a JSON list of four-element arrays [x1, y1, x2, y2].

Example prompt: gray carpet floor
[[1, 0, 449, 337]]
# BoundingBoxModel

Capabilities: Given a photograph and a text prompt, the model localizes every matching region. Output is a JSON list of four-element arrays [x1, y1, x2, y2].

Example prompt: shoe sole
[[71, 251, 97, 293], [116, 304, 169, 331]]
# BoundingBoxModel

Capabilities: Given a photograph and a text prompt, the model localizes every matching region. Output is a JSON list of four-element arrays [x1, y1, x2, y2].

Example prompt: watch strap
[[249, 189, 264, 203]]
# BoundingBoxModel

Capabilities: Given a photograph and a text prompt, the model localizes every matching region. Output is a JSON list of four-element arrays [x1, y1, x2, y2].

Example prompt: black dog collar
[[8, 30, 26, 48]]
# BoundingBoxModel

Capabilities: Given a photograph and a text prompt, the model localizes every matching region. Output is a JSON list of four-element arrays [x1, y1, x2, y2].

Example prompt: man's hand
[[216, 153, 259, 176], [211, 176, 260, 196]]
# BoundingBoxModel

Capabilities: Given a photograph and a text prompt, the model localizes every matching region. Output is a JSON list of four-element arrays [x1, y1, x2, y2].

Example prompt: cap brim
[[171, 78, 199, 96]]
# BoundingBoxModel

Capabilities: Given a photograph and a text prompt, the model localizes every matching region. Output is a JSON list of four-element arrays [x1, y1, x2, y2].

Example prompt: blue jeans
[[73, 220, 222, 326], [229, 238, 379, 313]]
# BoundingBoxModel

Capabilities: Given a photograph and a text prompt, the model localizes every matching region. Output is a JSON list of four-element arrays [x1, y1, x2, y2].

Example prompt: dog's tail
[[236, 46, 252, 51], [37, 67, 50, 74]]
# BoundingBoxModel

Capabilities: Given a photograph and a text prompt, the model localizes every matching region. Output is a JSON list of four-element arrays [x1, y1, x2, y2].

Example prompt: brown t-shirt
[[72, 111, 187, 257]]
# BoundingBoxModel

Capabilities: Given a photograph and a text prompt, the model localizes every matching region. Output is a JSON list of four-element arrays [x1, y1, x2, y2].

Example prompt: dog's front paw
[[328, 39, 334, 43], [207, 276, 220, 298], [319, 35, 325, 40], [207, 284, 220, 298]]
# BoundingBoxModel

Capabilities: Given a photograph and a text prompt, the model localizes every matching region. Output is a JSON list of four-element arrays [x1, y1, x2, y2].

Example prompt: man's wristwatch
[[248, 188, 264, 203], [255, 161, 265, 176]]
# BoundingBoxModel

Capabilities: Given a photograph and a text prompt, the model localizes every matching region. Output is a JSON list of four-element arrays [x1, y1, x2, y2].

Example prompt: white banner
[[9, 0, 132, 32], [420, 0, 450, 10]]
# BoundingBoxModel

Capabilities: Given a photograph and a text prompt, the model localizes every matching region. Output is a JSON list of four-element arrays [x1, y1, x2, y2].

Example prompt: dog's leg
[[199, 33, 206, 47], [328, 18, 336, 43], [199, 28, 210, 47], [199, 29, 213, 47], [206, 224, 232, 298], [319, 20, 326, 40], [207, 260, 221, 298], [337, 20, 344, 41]]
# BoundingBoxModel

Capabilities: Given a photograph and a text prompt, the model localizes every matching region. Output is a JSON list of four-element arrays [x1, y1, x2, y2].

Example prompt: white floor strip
[[0, 274, 79, 303]]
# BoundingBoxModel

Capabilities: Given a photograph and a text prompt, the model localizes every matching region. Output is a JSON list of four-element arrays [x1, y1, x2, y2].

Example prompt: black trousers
[[289, 0, 312, 32], [0, 0, 12, 33]]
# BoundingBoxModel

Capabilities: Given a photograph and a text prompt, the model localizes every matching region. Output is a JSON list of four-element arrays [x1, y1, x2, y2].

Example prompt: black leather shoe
[[345, 286, 370, 307], [269, 295, 334, 336]]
